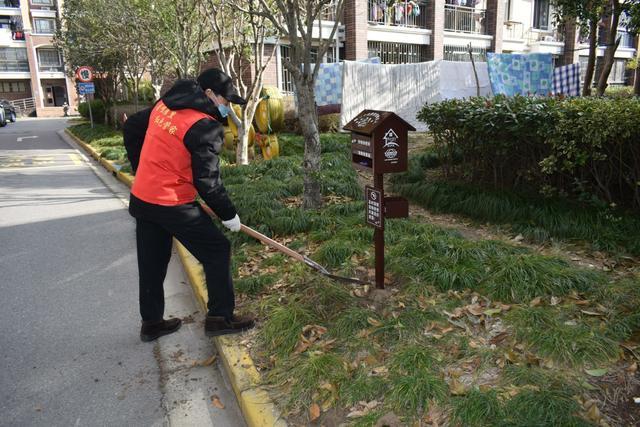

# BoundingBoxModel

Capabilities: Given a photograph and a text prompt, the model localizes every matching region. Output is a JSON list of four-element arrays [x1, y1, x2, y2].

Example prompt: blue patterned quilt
[[315, 57, 381, 106], [487, 53, 553, 96]]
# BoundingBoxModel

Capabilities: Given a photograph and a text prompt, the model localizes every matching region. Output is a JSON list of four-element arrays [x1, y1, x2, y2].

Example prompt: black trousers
[[129, 195, 234, 322]]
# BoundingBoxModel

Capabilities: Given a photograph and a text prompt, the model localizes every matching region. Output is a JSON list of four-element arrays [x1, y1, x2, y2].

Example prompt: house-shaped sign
[[344, 110, 415, 175]]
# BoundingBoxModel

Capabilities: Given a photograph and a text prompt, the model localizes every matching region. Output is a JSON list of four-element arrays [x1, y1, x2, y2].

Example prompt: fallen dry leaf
[[192, 355, 217, 367], [367, 317, 382, 327], [580, 309, 604, 317], [449, 378, 468, 396], [586, 402, 601, 422], [483, 308, 502, 316], [211, 395, 225, 409], [529, 297, 542, 307], [309, 403, 321, 422], [466, 304, 485, 316], [550, 296, 561, 306], [369, 366, 388, 376]]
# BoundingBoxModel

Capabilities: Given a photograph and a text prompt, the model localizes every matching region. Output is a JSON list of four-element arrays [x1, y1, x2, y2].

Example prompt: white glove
[[222, 214, 241, 232]]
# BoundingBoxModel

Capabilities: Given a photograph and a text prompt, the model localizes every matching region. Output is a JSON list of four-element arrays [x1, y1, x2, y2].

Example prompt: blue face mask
[[217, 104, 230, 118]]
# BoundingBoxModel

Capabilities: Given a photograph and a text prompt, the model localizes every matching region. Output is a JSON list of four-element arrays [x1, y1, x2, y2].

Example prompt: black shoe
[[205, 314, 255, 337], [140, 318, 182, 342]]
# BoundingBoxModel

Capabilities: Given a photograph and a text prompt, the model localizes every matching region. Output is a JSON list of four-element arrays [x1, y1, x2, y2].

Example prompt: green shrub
[[541, 97, 640, 212], [77, 99, 107, 124], [417, 95, 559, 190], [417, 96, 640, 212]]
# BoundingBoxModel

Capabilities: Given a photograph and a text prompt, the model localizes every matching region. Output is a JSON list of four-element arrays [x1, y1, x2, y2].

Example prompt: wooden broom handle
[[199, 203, 305, 263]]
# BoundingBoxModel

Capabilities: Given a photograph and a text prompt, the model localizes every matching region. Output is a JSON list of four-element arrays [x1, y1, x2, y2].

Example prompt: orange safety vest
[[131, 101, 215, 206]]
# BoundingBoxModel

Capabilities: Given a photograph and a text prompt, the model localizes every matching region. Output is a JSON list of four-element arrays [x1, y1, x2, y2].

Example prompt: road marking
[[0, 154, 82, 169], [69, 154, 83, 165], [17, 135, 38, 142]]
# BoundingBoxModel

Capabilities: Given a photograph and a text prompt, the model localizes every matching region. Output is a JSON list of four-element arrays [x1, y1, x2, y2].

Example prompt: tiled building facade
[[257, 0, 638, 93], [0, 0, 75, 117]]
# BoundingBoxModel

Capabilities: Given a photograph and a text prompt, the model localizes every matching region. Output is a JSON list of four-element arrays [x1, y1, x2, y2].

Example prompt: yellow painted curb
[[66, 128, 286, 427], [176, 243, 288, 427]]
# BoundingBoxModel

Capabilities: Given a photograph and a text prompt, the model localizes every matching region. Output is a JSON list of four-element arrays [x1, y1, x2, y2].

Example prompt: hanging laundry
[[440, 60, 493, 99], [314, 57, 381, 107], [341, 61, 442, 131], [395, 3, 405, 23], [552, 63, 581, 97], [412, 2, 420, 16], [486, 53, 553, 96]]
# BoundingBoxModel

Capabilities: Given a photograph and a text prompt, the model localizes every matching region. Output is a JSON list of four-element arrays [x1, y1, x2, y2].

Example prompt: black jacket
[[123, 80, 237, 221]]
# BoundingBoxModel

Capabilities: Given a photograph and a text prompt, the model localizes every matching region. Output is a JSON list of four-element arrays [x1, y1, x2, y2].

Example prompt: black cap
[[197, 68, 247, 105]]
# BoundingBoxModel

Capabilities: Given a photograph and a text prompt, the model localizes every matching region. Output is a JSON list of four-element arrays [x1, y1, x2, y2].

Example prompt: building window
[[34, 18, 55, 34], [368, 41, 428, 64], [443, 44, 487, 62], [31, 0, 54, 5], [504, 0, 512, 21], [609, 59, 627, 84], [1, 81, 27, 92], [0, 47, 29, 71], [533, 0, 550, 30], [279, 45, 338, 94], [37, 48, 63, 72]]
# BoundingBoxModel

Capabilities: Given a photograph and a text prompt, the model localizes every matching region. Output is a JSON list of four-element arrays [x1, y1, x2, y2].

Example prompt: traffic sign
[[78, 82, 95, 95], [76, 66, 94, 82]]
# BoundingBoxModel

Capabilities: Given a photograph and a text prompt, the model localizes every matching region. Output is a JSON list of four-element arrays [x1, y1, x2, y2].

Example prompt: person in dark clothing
[[123, 68, 255, 342]]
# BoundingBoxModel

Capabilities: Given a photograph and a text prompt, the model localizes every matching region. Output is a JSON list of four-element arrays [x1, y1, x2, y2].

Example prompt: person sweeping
[[123, 68, 255, 342]]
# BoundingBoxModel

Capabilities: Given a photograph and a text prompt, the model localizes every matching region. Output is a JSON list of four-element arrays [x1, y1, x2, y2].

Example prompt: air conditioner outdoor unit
[[544, 35, 555, 42]]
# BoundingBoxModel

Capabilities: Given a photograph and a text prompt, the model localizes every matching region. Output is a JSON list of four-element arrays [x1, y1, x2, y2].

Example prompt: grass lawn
[[389, 151, 640, 259], [67, 123, 640, 426], [223, 133, 640, 426], [68, 123, 132, 173]]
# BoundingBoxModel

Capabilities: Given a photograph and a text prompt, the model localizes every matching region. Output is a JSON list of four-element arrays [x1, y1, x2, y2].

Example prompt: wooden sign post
[[344, 110, 415, 289]]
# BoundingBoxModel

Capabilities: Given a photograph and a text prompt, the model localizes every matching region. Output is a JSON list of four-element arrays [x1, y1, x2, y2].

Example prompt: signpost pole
[[87, 93, 94, 128], [374, 173, 385, 289]]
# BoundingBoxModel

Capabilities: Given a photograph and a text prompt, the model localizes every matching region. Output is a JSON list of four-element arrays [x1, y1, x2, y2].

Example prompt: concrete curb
[[64, 128, 286, 427]]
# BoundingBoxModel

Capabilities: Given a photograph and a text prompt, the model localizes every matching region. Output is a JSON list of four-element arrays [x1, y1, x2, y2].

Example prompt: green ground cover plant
[[68, 123, 131, 171], [68, 123, 639, 426], [220, 133, 640, 426], [390, 152, 640, 257]]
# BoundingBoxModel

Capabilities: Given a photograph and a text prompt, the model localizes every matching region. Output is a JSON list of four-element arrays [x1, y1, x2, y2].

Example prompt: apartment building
[[0, 0, 75, 117], [260, 0, 638, 93]]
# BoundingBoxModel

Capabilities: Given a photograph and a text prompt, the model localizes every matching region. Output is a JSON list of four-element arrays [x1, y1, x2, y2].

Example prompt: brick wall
[[261, 44, 279, 87], [485, 0, 505, 53], [426, 0, 445, 60], [344, 0, 368, 60]]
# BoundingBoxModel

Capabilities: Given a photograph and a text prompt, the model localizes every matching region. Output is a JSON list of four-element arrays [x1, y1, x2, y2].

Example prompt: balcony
[[503, 21, 524, 40], [0, 61, 28, 72], [444, 5, 486, 34], [368, 0, 428, 29], [319, 1, 338, 21], [39, 64, 63, 72]]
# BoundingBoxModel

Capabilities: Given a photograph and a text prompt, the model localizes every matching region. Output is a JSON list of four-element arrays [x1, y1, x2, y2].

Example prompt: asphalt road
[[0, 118, 245, 427]]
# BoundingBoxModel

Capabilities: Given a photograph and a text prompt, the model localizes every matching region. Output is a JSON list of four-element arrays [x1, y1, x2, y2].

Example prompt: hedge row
[[418, 95, 640, 212]]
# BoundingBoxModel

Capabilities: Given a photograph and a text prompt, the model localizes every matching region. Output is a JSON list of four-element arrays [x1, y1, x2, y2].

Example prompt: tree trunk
[[634, 41, 640, 96], [583, 18, 598, 96], [296, 76, 322, 210], [596, 1, 622, 96], [236, 115, 250, 165]]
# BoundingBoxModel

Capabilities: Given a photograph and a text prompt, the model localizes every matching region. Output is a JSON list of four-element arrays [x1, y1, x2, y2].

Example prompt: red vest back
[[131, 101, 214, 205]]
